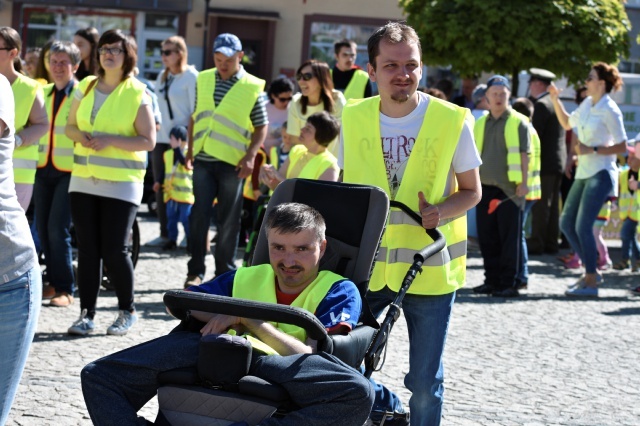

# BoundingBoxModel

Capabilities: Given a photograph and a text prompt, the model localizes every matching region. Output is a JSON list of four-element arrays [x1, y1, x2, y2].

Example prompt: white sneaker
[[145, 236, 169, 247], [68, 309, 95, 336], [107, 310, 138, 336], [179, 236, 188, 248]]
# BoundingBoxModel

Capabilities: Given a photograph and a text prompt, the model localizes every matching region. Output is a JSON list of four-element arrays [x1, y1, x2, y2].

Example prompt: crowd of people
[[1, 19, 640, 426]]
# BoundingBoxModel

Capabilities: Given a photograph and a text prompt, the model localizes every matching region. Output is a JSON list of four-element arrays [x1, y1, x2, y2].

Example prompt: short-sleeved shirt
[[569, 94, 626, 192], [187, 269, 362, 333], [195, 67, 269, 162]]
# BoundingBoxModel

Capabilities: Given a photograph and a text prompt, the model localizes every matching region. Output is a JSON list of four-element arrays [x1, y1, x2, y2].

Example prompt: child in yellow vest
[[613, 148, 639, 272], [158, 126, 193, 250], [260, 111, 340, 190]]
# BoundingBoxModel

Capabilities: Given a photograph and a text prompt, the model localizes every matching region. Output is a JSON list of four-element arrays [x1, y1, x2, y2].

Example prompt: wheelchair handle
[[388, 200, 446, 259]]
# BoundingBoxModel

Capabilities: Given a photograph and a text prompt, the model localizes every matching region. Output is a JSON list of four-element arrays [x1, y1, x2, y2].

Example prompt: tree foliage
[[400, 0, 631, 86]]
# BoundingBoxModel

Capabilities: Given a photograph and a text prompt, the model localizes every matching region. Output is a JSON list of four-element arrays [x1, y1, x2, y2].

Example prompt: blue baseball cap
[[213, 33, 242, 57], [486, 75, 511, 91]]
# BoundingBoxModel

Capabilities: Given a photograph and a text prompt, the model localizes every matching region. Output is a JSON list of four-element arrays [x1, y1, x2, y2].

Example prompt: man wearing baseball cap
[[185, 33, 268, 287], [526, 68, 566, 256], [472, 75, 531, 297]]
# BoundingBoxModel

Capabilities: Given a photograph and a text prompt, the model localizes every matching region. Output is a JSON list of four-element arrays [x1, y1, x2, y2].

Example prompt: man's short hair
[[334, 39, 356, 55], [306, 111, 340, 147], [512, 97, 534, 120], [265, 203, 326, 242], [367, 21, 421, 71], [49, 41, 82, 66]]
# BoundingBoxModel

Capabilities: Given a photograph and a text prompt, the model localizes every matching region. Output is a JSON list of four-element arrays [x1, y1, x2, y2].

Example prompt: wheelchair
[[159, 179, 446, 425]]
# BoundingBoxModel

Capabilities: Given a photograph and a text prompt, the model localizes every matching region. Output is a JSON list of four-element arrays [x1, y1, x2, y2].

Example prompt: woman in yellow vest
[[260, 111, 340, 191], [0, 27, 49, 211], [613, 149, 640, 272], [35, 41, 80, 308], [287, 60, 346, 157], [64, 29, 156, 336]]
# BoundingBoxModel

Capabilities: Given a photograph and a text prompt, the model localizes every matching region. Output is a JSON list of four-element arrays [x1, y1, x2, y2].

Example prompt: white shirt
[[568, 94, 626, 193], [155, 66, 198, 144], [338, 92, 481, 198]]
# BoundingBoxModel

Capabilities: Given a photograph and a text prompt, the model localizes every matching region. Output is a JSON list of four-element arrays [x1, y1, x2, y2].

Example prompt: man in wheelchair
[[81, 202, 375, 425]]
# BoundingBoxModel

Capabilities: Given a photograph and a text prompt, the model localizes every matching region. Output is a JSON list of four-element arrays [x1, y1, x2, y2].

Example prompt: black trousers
[[70, 192, 138, 319], [151, 143, 171, 238], [528, 173, 563, 254], [476, 185, 523, 290]]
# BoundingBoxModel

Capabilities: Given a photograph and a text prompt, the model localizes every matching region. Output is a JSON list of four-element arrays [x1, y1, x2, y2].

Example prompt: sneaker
[[184, 274, 202, 289], [564, 253, 582, 269], [565, 286, 598, 297], [145, 236, 169, 247], [613, 259, 630, 270], [50, 292, 74, 307], [597, 257, 612, 271], [42, 284, 56, 300], [107, 310, 138, 336], [162, 240, 177, 251], [632, 261, 639, 273], [68, 309, 95, 336], [179, 236, 188, 248]]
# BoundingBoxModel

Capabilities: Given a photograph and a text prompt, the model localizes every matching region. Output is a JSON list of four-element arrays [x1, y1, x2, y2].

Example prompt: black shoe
[[472, 283, 495, 294], [492, 287, 520, 297], [162, 240, 177, 250], [517, 281, 528, 290]]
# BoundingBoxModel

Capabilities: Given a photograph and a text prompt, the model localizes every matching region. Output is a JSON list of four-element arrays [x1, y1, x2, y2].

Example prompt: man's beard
[[391, 92, 412, 103]]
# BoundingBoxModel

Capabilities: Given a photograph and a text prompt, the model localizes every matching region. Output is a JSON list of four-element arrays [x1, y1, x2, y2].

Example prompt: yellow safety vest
[[191, 69, 265, 166], [269, 146, 280, 169], [163, 148, 194, 204], [474, 110, 527, 184], [526, 124, 541, 201], [242, 149, 266, 201], [618, 169, 639, 221], [232, 264, 344, 353], [597, 200, 612, 222], [73, 76, 147, 182], [343, 95, 470, 295], [12, 74, 42, 184], [286, 144, 337, 180], [343, 69, 369, 100], [38, 82, 77, 172]]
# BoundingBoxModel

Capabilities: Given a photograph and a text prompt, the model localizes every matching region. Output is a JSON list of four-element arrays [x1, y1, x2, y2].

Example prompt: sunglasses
[[296, 72, 314, 81], [98, 47, 124, 56], [161, 49, 177, 56], [277, 96, 292, 102], [0, 47, 14, 51]]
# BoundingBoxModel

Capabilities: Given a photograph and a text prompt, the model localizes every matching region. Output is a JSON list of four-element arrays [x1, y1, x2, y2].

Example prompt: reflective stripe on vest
[[12, 74, 41, 184], [474, 110, 526, 184], [232, 264, 344, 350], [38, 83, 77, 171], [73, 76, 147, 182], [343, 69, 369, 100], [342, 95, 470, 295], [163, 149, 194, 204], [618, 169, 639, 221], [191, 69, 265, 166], [286, 144, 337, 180], [526, 125, 542, 201]]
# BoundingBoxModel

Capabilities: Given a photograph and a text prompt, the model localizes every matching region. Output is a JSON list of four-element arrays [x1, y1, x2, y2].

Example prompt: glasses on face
[[277, 96, 292, 102], [0, 47, 14, 52], [160, 49, 177, 56], [297, 72, 314, 81], [98, 47, 124, 56], [50, 60, 71, 68]]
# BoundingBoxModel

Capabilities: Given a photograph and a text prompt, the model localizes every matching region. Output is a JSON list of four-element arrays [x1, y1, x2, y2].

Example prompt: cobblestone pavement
[[7, 212, 640, 425]]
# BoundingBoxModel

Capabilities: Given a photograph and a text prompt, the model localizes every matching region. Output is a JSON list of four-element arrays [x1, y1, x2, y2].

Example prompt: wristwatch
[[593, 146, 599, 154], [15, 134, 23, 148]]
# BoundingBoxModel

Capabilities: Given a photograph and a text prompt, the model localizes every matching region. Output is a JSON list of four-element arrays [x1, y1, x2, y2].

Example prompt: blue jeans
[[166, 200, 192, 242], [620, 217, 640, 261], [188, 160, 243, 277], [517, 199, 537, 285], [367, 288, 455, 426], [34, 173, 74, 294], [81, 331, 374, 425], [0, 267, 41, 425], [560, 170, 613, 274]]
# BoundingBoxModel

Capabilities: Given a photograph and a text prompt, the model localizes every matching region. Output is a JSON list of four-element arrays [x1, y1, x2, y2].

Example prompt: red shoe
[[564, 253, 582, 269], [597, 257, 612, 271]]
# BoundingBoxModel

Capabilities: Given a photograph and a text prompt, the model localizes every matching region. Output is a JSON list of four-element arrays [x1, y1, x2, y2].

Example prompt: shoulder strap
[[84, 79, 98, 96]]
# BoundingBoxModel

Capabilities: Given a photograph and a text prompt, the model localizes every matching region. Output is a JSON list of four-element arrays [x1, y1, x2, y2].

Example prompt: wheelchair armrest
[[329, 325, 377, 369], [163, 291, 329, 342]]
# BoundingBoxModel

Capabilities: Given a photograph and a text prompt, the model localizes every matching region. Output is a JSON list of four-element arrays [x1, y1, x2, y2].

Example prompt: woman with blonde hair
[[147, 35, 198, 247], [65, 29, 156, 335], [287, 59, 346, 156]]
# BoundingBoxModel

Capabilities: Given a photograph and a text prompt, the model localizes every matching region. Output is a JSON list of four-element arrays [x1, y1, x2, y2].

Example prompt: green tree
[[400, 0, 631, 94]]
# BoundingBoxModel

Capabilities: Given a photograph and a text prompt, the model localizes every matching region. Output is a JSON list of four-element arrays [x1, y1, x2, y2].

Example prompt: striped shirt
[[195, 66, 268, 162]]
